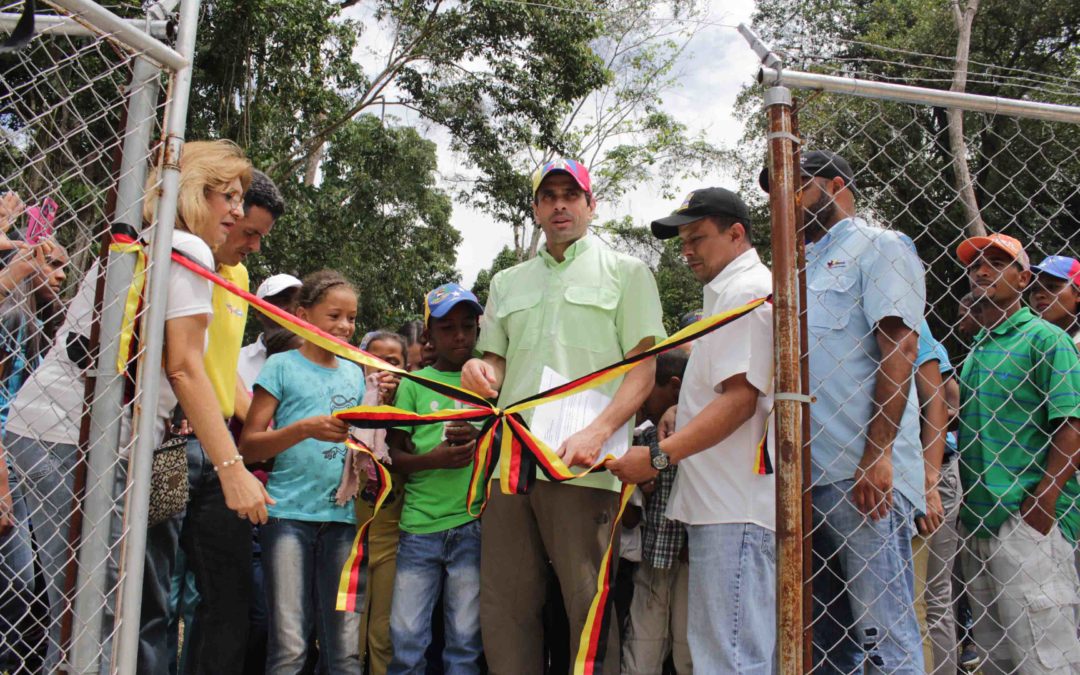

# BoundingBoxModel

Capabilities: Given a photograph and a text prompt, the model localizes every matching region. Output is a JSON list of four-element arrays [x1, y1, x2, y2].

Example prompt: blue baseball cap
[[1032, 255, 1080, 286], [424, 283, 484, 325]]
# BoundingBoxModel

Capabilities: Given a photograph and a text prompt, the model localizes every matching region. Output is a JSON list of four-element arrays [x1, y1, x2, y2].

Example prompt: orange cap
[[956, 233, 1029, 270]]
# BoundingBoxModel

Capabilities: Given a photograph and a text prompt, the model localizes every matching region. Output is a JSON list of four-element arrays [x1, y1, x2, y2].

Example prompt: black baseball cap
[[758, 150, 855, 193], [650, 187, 751, 240]]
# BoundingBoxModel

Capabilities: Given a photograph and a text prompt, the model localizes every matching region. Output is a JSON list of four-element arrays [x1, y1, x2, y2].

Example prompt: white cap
[[255, 273, 302, 299]]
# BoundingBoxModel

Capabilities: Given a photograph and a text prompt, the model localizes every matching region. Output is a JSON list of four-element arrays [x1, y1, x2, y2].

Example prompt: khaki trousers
[[621, 559, 691, 675], [480, 480, 622, 675], [356, 479, 405, 675]]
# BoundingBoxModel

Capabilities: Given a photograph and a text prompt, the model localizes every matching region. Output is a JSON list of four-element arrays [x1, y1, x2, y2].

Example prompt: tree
[[739, 0, 1080, 343], [471, 245, 520, 308], [448, 0, 726, 259]]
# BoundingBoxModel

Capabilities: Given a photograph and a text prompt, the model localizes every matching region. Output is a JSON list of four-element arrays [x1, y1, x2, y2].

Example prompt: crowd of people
[[0, 140, 1078, 675]]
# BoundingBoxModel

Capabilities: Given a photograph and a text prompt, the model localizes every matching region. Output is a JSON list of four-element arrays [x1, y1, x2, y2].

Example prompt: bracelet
[[214, 454, 244, 473]]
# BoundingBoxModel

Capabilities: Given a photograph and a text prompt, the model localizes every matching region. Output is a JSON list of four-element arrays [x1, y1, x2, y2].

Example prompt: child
[[240, 270, 365, 674], [622, 349, 692, 675], [354, 330, 408, 675], [386, 283, 484, 675]]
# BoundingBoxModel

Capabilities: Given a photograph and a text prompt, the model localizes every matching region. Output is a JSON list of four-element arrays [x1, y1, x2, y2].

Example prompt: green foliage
[[740, 0, 1080, 348], [471, 245, 521, 307]]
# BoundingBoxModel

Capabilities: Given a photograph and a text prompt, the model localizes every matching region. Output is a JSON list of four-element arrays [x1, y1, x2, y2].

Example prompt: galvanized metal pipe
[[109, 0, 201, 670], [758, 66, 1080, 125], [47, 0, 186, 70], [64, 55, 163, 674], [765, 85, 806, 675], [0, 12, 168, 38]]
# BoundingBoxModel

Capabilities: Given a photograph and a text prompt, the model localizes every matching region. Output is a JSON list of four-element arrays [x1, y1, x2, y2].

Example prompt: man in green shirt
[[956, 233, 1080, 674], [462, 158, 665, 674]]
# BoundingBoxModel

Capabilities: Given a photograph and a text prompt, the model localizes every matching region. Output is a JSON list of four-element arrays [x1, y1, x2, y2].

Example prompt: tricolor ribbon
[[110, 234, 773, 674], [337, 439, 392, 612]]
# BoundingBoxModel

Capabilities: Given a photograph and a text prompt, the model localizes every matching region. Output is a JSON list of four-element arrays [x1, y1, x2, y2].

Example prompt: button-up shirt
[[959, 307, 1080, 542], [666, 247, 775, 529], [477, 236, 666, 492], [806, 217, 927, 513]]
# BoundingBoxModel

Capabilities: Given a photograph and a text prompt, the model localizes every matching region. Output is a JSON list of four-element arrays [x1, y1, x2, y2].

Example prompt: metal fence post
[[110, 0, 201, 670], [765, 83, 807, 675], [65, 54, 163, 674]]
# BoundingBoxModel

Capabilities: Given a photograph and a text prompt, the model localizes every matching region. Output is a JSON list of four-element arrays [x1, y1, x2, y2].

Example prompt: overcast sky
[[345, 0, 760, 286]]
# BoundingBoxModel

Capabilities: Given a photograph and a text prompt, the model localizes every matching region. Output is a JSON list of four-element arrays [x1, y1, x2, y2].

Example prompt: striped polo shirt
[[958, 307, 1080, 542]]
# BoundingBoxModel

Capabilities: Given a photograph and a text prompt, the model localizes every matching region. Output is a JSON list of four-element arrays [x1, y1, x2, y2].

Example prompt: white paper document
[[529, 366, 631, 467]]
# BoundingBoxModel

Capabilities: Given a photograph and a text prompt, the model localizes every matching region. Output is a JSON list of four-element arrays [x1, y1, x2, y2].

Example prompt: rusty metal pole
[[766, 84, 805, 675]]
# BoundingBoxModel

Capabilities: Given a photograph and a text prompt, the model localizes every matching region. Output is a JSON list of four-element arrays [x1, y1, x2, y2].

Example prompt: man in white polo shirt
[[608, 187, 775, 674]]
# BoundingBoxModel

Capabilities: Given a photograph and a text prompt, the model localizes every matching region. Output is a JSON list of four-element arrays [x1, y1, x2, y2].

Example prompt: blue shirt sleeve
[[253, 352, 285, 401], [916, 319, 936, 367], [859, 231, 926, 332]]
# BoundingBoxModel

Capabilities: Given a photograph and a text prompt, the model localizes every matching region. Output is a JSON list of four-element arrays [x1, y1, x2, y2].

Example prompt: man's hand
[[853, 450, 893, 521], [557, 425, 609, 468], [916, 483, 944, 536], [607, 445, 658, 485], [1020, 493, 1057, 536], [658, 405, 677, 441], [303, 416, 349, 443], [427, 440, 476, 470], [461, 358, 500, 399]]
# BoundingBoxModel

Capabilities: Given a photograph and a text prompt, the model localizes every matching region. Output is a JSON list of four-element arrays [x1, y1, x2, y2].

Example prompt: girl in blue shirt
[[240, 270, 365, 674]]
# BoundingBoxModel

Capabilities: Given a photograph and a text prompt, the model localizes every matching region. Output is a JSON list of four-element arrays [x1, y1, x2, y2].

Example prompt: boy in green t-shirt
[[386, 283, 484, 675]]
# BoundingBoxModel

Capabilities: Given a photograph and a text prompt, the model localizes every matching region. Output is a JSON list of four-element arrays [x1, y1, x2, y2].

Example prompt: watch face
[[651, 453, 669, 470]]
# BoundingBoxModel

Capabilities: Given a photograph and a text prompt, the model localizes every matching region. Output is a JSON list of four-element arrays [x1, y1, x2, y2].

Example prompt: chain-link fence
[[755, 37, 1080, 674], [0, 1, 197, 672]]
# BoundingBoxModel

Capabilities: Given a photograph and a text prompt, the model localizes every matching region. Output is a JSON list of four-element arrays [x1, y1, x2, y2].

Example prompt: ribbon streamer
[[336, 439, 392, 612], [110, 235, 772, 672]]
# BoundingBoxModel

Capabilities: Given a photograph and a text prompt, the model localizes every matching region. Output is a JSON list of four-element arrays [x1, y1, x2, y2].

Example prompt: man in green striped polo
[[956, 233, 1080, 674]]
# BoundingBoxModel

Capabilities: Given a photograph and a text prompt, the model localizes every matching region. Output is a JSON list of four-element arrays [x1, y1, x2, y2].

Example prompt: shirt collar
[[539, 235, 593, 268], [808, 217, 862, 254], [705, 248, 762, 297], [982, 306, 1035, 338]]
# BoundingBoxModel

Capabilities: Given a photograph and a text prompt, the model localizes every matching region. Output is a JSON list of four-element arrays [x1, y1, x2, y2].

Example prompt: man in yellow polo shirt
[[463, 158, 665, 674], [179, 169, 284, 673]]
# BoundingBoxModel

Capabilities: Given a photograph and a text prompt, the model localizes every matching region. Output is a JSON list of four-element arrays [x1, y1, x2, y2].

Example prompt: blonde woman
[[4, 140, 273, 671]]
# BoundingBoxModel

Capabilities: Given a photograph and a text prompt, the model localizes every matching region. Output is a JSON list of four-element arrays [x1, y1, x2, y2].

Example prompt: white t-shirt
[[666, 248, 776, 530], [237, 335, 267, 393], [6, 230, 214, 449]]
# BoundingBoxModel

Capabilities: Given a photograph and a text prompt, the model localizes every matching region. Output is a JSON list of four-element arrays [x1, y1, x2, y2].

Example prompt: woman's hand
[[218, 464, 275, 524]]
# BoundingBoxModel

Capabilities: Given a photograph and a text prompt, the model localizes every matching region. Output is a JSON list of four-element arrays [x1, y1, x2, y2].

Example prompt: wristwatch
[[648, 435, 670, 471]]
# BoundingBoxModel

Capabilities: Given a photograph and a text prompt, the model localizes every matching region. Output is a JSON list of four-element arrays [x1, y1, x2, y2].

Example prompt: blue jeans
[[0, 469, 36, 669], [3, 432, 79, 671], [261, 517, 363, 674], [686, 522, 776, 674], [811, 480, 924, 674], [389, 520, 482, 675]]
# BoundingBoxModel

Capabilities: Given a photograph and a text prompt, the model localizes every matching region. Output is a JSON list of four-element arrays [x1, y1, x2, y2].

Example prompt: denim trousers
[[388, 520, 482, 675], [811, 479, 924, 674], [261, 517, 363, 674], [685, 522, 776, 674], [3, 432, 79, 671], [0, 470, 35, 669]]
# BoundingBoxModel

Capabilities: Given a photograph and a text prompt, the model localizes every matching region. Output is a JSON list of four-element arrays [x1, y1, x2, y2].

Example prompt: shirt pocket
[[495, 290, 543, 351], [557, 286, 620, 353], [808, 272, 858, 331]]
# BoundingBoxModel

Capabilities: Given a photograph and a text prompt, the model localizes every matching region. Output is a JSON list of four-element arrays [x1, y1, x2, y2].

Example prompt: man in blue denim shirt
[[765, 151, 926, 673]]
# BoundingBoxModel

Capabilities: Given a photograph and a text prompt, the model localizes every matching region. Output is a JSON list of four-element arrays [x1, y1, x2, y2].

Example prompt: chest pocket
[[808, 272, 858, 331], [496, 290, 543, 351], [558, 286, 620, 353]]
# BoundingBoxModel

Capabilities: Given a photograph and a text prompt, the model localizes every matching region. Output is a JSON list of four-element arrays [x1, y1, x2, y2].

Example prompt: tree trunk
[[949, 0, 987, 237]]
